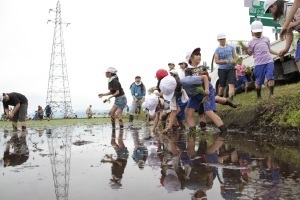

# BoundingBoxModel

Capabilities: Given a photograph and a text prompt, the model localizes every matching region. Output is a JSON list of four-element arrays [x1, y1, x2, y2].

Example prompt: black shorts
[[218, 68, 236, 87], [12, 104, 28, 122]]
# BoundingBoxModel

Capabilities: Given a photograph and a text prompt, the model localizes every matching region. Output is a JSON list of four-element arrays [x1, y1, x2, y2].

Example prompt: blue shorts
[[206, 152, 218, 175], [176, 97, 187, 121], [186, 93, 204, 110], [295, 39, 300, 62], [197, 85, 216, 115], [254, 62, 274, 85], [236, 75, 248, 89], [114, 95, 127, 109]]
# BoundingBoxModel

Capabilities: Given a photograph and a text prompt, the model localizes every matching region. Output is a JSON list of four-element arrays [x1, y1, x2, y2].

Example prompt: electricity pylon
[[46, 1, 73, 118], [47, 127, 73, 200]]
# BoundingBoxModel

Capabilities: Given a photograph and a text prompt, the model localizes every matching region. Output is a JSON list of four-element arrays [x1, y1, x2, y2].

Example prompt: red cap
[[155, 69, 168, 79]]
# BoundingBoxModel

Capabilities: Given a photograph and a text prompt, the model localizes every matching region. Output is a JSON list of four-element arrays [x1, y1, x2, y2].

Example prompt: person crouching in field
[[1, 92, 28, 131]]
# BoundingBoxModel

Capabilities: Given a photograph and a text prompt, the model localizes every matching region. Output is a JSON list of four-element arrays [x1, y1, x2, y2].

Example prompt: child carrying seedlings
[[243, 21, 279, 99]]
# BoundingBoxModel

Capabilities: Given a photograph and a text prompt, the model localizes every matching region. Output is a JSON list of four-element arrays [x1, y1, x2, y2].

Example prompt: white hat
[[251, 21, 263, 33], [264, 0, 289, 13], [169, 69, 178, 76], [217, 32, 226, 40], [142, 94, 158, 116], [185, 51, 192, 63], [264, 0, 276, 13], [185, 47, 201, 63], [106, 67, 117, 73], [159, 76, 176, 101], [164, 169, 181, 192]]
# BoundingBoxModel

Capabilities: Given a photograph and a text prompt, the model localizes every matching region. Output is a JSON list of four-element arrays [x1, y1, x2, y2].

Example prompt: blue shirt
[[214, 45, 235, 70], [130, 82, 146, 100], [180, 76, 204, 97]]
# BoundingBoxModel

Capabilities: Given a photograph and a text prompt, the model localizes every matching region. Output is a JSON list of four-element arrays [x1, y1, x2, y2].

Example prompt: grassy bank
[[217, 82, 300, 137]]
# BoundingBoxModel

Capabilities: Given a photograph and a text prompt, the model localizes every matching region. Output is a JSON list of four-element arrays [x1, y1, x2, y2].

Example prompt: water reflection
[[0, 124, 299, 200], [47, 127, 73, 200], [3, 130, 29, 167], [101, 129, 129, 189], [131, 129, 148, 169]]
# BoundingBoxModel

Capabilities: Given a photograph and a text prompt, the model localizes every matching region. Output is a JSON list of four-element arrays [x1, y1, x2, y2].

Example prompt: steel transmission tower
[[47, 127, 73, 200], [46, 1, 73, 118]]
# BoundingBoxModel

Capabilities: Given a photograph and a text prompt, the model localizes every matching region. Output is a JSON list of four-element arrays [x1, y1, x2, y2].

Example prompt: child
[[181, 47, 227, 138], [235, 57, 249, 93], [264, 0, 300, 73], [244, 21, 279, 99], [98, 67, 127, 129], [214, 33, 237, 101]]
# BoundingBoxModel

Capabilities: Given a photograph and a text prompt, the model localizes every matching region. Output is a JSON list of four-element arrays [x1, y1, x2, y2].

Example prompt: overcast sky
[[0, 0, 284, 115]]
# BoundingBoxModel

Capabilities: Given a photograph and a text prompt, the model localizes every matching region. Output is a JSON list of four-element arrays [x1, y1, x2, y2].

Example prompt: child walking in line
[[243, 21, 279, 99]]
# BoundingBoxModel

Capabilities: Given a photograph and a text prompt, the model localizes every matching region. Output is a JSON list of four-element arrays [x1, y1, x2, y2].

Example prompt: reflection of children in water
[[101, 129, 129, 189], [3, 130, 29, 167], [131, 130, 148, 169], [217, 146, 252, 199], [184, 134, 217, 199], [160, 132, 186, 192]]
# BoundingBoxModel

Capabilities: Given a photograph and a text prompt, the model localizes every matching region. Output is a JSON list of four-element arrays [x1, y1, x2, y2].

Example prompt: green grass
[[217, 82, 300, 130], [0, 117, 112, 130]]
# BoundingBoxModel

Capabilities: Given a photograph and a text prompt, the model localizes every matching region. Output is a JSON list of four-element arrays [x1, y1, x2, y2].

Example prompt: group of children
[[97, 0, 300, 136], [141, 47, 232, 139]]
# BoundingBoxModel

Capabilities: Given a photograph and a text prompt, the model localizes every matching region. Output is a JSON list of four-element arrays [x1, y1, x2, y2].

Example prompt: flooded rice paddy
[[0, 121, 299, 200]]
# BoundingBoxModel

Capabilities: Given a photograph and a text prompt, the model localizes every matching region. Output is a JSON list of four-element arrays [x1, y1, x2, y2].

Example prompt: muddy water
[[0, 123, 299, 200]]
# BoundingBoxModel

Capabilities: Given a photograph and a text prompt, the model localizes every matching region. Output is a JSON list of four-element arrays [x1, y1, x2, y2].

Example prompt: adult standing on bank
[[98, 67, 127, 129], [214, 33, 237, 101], [129, 75, 146, 124], [1, 92, 28, 131]]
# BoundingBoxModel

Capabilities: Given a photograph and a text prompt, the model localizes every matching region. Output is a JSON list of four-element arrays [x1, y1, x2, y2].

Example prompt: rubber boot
[[224, 100, 237, 108], [199, 121, 207, 131], [256, 88, 261, 99], [129, 114, 134, 123], [218, 124, 227, 139], [269, 86, 274, 98]]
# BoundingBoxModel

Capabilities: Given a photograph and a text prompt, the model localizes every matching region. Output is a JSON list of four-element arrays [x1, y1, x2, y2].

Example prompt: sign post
[[249, 0, 280, 40]]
